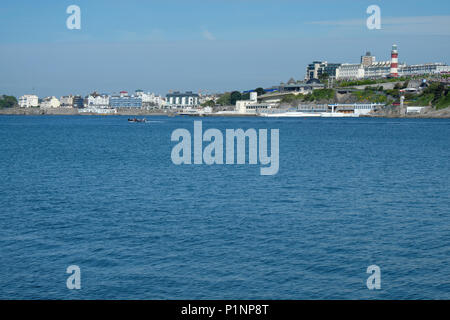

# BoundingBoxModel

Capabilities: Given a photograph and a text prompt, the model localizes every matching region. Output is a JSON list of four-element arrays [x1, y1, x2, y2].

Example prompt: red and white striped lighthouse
[[390, 44, 399, 77]]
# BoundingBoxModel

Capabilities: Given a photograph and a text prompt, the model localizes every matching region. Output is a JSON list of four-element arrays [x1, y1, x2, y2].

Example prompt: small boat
[[128, 118, 147, 123]]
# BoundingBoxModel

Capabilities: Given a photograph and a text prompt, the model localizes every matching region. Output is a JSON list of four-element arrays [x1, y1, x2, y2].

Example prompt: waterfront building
[[364, 61, 394, 79], [72, 96, 84, 108], [110, 91, 142, 108], [399, 63, 450, 76], [166, 91, 199, 108], [40, 96, 61, 108], [336, 60, 449, 80], [87, 92, 110, 109], [406, 106, 426, 114], [328, 103, 383, 116], [335, 64, 365, 80], [235, 92, 272, 114], [236, 92, 257, 113], [297, 104, 328, 113], [60, 95, 74, 107], [306, 62, 322, 80], [305, 61, 341, 80], [135, 90, 165, 109], [323, 63, 341, 79], [18, 94, 39, 108], [320, 45, 449, 81]]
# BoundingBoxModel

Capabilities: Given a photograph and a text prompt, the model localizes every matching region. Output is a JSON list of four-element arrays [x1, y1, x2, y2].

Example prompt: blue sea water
[[0, 115, 449, 300]]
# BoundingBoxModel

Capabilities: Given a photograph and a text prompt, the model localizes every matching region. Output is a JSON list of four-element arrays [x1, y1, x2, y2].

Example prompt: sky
[[1, 0, 450, 97]]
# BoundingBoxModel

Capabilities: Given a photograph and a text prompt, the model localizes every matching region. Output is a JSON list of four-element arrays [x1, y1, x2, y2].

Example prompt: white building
[[318, 45, 450, 81], [336, 64, 365, 80], [60, 95, 74, 108], [364, 61, 393, 78], [236, 100, 256, 114], [399, 63, 450, 76], [18, 95, 39, 108], [336, 61, 410, 80], [109, 91, 142, 108], [406, 106, 426, 114], [166, 91, 199, 108], [235, 92, 272, 114], [135, 90, 166, 109], [406, 106, 427, 114], [329, 103, 384, 116], [40, 96, 61, 108], [335, 47, 450, 80], [87, 92, 110, 109]]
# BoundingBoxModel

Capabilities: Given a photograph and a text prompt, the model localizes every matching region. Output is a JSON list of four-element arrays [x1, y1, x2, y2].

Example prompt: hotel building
[[166, 91, 199, 108], [87, 92, 110, 109], [110, 91, 142, 108], [335, 64, 366, 80], [317, 45, 450, 81], [18, 95, 39, 108], [400, 63, 450, 76], [306, 61, 341, 80]]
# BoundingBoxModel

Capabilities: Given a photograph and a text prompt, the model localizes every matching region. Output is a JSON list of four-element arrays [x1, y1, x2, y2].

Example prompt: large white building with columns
[[166, 91, 199, 108], [335, 64, 365, 80]]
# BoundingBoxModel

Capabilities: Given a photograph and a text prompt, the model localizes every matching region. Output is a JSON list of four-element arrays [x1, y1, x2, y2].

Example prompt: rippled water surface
[[0, 115, 449, 299]]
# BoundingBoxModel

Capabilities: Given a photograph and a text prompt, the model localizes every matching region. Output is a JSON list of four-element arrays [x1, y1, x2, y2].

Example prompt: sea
[[0, 115, 449, 299]]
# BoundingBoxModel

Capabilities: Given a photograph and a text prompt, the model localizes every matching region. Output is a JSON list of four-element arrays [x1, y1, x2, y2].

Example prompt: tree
[[230, 91, 242, 105], [0, 95, 18, 109], [254, 87, 265, 96], [201, 100, 215, 107], [216, 92, 231, 106], [241, 92, 250, 100]]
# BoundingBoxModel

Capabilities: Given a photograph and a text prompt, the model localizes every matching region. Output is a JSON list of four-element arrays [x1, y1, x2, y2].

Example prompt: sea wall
[[0, 108, 167, 116]]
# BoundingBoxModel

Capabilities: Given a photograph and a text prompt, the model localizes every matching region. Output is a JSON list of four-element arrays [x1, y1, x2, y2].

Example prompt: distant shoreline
[[0, 107, 168, 116], [1, 107, 449, 118]]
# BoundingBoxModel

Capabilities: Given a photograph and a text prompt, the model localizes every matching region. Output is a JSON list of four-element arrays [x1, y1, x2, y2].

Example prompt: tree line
[[0, 95, 18, 109]]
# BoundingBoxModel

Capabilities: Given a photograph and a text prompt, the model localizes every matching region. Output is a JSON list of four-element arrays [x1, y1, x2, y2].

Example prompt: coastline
[[1, 107, 450, 118], [0, 107, 168, 116]]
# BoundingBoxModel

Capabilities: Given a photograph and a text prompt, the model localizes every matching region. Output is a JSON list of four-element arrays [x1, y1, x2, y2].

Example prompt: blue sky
[[1, 0, 449, 97]]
